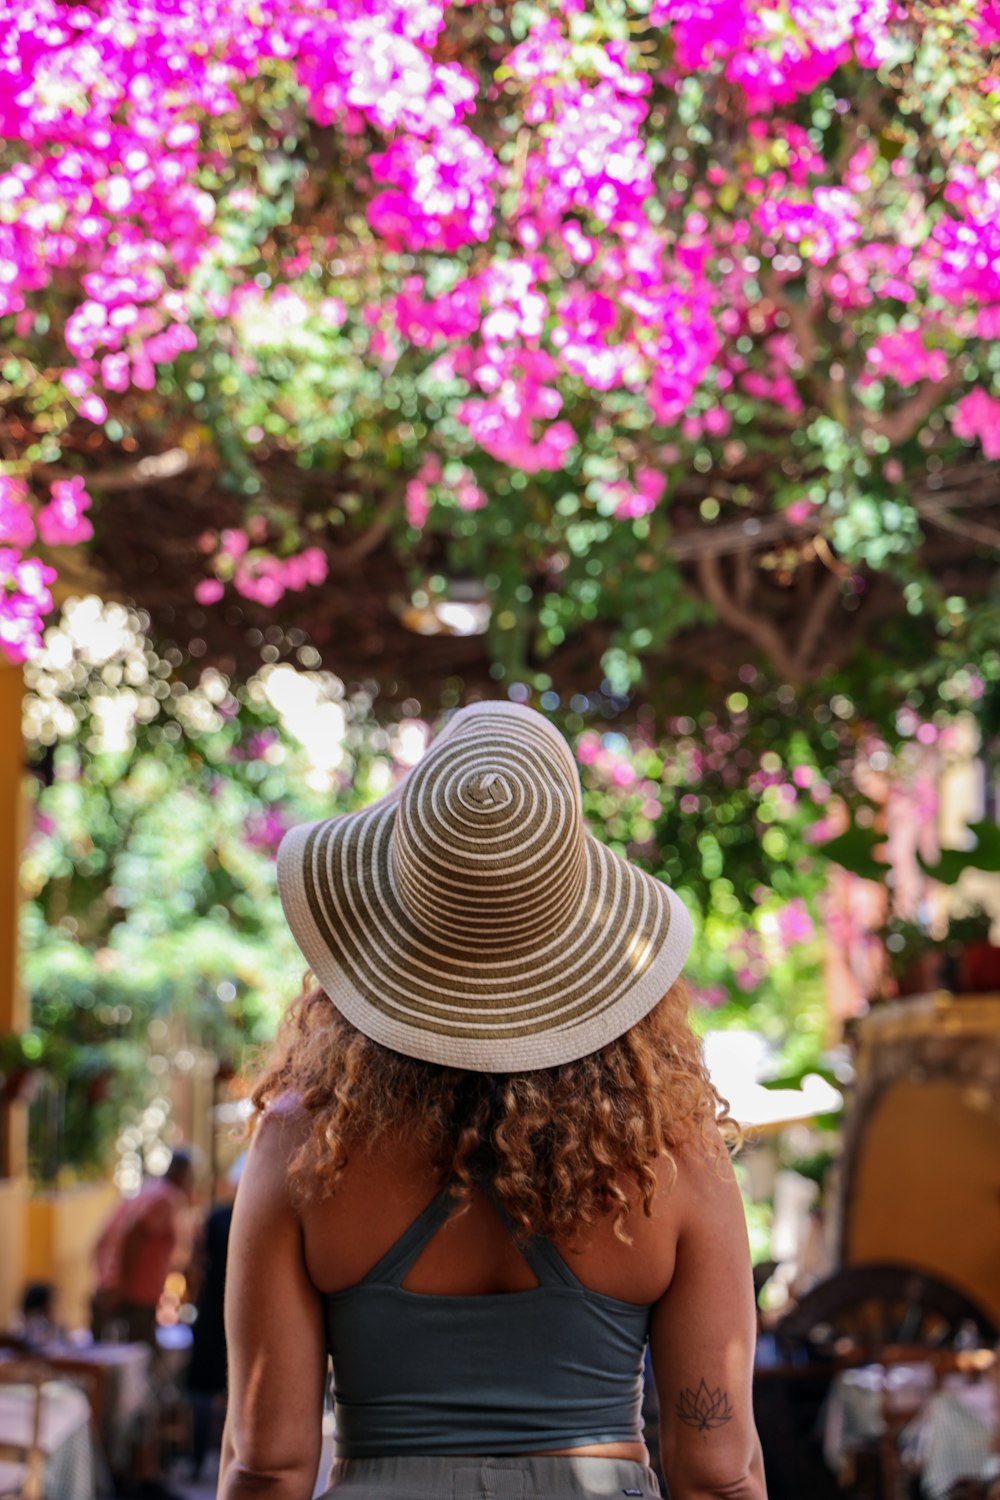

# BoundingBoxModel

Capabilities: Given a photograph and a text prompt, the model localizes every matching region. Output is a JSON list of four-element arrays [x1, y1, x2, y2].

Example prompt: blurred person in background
[[91, 1146, 196, 1500], [92, 1147, 197, 1346], [185, 1153, 245, 1481], [219, 703, 767, 1500], [8, 1281, 59, 1350]]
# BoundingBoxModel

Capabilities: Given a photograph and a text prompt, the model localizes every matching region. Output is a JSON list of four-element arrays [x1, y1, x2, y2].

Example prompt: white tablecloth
[[37, 1339, 151, 1472], [0, 1380, 97, 1500], [902, 1380, 1000, 1499], [824, 1363, 999, 1497]]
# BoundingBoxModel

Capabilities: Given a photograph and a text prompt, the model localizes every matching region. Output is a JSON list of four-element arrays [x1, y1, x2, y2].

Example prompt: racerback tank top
[[322, 1182, 653, 1457]]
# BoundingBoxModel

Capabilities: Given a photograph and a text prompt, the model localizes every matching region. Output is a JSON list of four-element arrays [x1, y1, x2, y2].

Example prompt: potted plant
[[817, 817, 1000, 999]]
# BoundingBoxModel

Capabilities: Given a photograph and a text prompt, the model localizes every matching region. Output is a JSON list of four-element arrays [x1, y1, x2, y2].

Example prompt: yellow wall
[[0, 661, 25, 1029], [0, 1177, 27, 1326], [25, 1183, 119, 1332], [846, 1078, 1000, 1325], [1, 662, 28, 1185]]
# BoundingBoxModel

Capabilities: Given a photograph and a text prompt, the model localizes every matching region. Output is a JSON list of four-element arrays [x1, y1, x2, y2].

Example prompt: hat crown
[[390, 716, 586, 950], [276, 698, 692, 1071], [460, 768, 513, 814]]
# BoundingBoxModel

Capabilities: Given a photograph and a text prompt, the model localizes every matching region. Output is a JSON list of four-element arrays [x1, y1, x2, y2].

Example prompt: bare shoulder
[[670, 1127, 740, 1213], [240, 1093, 311, 1205]]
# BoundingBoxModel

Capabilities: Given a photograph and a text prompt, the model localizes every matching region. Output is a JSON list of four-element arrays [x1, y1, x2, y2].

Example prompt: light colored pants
[[320, 1454, 661, 1498]]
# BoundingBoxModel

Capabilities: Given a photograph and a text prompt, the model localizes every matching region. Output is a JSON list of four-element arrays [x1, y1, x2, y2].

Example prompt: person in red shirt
[[92, 1148, 197, 1499], [92, 1148, 196, 1346]]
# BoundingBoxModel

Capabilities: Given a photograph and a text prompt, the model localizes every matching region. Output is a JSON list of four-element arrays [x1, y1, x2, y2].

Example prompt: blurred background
[[1, 0, 999, 1496]]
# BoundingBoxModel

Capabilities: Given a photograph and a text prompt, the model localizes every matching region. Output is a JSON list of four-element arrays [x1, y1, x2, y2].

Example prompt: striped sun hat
[[276, 701, 692, 1072]]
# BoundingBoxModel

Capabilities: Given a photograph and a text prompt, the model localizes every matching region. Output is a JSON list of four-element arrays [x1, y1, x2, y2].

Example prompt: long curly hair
[[251, 978, 734, 1242]]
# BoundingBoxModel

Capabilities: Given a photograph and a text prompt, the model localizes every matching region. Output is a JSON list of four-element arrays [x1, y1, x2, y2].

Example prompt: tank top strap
[[360, 1185, 459, 1288], [478, 1179, 583, 1291]]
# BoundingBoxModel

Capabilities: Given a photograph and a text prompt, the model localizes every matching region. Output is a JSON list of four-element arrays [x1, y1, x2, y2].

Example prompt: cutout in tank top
[[322, 1181, 653, 1458]]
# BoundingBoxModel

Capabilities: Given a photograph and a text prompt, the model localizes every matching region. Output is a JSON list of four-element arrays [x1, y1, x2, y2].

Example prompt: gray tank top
[[322, 1182, 652, 1457]]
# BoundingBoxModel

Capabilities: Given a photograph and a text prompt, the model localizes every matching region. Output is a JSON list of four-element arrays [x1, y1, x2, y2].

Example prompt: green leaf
[[918, 821, 1000, 884], [814, 825, 888, 882]]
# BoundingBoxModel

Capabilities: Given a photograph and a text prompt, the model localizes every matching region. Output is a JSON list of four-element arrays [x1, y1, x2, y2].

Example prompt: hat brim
[[276, 793, 692, 1073]]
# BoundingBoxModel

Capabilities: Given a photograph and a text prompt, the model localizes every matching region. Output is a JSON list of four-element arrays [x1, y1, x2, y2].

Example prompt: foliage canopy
[[0, 0, 997, 714]]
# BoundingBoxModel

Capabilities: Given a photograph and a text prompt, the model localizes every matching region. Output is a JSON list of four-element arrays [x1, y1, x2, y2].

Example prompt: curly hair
[[251, 978, 734, 1243]]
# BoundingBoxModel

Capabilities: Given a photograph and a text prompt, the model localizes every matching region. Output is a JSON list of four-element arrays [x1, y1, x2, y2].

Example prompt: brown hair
[[251, 979, 734, 1242]]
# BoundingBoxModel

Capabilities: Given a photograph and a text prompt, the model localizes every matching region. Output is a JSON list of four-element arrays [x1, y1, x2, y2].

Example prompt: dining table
[[29, 1337, 153, 1476], [823, 1354, 999, 1497], [901, 1375, 1000, 1499], [0, 1374, 97, 1500]]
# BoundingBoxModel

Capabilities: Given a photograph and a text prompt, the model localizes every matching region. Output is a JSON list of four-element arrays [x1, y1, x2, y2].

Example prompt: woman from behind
[[219, 701, 767, 1500]]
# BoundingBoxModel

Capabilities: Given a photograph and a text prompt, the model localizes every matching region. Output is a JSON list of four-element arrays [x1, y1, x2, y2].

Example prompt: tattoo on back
[[676, 1378, 735, 1431]]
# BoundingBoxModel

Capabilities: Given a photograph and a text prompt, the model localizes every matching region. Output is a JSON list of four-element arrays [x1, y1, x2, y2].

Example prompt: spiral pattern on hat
[[390, 719, 586, 949]]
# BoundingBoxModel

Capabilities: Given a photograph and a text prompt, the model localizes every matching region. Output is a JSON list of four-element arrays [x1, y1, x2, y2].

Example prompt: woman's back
[[219, 702, 767, 1500], [222, 1104, 764, 1497], [298, 1133, 679, 1307]]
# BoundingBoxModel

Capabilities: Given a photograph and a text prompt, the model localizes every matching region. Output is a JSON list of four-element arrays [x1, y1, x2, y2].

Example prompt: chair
[[0, 1359, 50, 1500], [768, 1264, 999, 1500]]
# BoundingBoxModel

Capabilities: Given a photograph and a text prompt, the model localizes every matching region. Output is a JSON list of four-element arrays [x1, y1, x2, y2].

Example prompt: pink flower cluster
[[603, 468, 667, 521], [0, 474, 93, 653], [404, 454, 487, 529], [864, 327, 949, 387], [774, 897, 815, 949], [0, 0, 997, 662], [649, 0, 753, 70], [951, 388, 1000, 461], [931, 168, 1000, 310], [528, 84, 653, 232], [649, 0, 903, 110], [368, 126, 498, 252], [195, 529, 328, 607], [969, 0, 1000, 46], [242, 806, 288, 853], [0, 476, 35, 549], [551, 290, 632, 391], [0, 548, 56, 662], [754, 188, 863, 266], [38, 476, 94, 547], [459, 356, 578, 474]]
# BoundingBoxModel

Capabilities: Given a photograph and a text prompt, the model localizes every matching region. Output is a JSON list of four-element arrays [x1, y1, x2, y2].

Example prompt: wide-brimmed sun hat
[[276, 700, 692, 1072]]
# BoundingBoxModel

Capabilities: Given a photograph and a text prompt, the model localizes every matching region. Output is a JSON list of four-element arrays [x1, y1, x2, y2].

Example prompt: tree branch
[[669, 511, 821, 561], [695, 553, 798, 680], [865, 379, 956, 447], [328, 496, 398, 567], [734, 547, 754, 607], [791, 569, 843, 678], [916, 501, 1000, 551], [35, 447, 210, 491]]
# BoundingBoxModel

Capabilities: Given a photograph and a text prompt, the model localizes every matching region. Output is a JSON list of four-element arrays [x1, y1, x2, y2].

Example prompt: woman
[[220, 702, 767, 1500]]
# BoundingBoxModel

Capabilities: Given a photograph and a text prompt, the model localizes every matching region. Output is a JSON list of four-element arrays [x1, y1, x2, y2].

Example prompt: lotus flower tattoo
[[675, 1379, 734, 1431]]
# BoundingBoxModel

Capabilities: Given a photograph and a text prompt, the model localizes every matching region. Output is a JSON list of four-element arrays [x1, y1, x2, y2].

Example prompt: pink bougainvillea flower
[[969, 1, 1000, 48], [775, 898, 815, 948], [194, 578, 225, 606], [281, 546, 328, 591], [0, 477, 36, 549], [951, 388, 1000, 461], [608, 467, 667, 521], [37, 476, 94, 546], [0, 548, 57, 662], [648, 0, 753, 69], [864, 327, 949, 386], [368, 126, 498, 252], [754, 188, 862, 266]]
